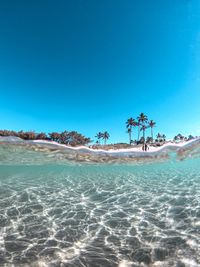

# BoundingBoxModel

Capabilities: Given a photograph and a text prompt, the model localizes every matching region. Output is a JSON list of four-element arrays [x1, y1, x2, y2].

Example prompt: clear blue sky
[[0, 0, 200, 143]]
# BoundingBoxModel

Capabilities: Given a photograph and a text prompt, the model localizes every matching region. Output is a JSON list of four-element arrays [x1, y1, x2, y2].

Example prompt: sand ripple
[[0, 157, 200, 266]]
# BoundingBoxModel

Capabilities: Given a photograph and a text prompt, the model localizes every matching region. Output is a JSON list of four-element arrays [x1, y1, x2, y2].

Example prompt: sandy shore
[[32, 138, 200, 154]]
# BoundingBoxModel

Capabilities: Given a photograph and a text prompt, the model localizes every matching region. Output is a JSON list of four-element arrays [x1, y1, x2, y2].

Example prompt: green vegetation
[[126, 113, 156, 144], [173, 133, 192, 142], [126, 117, 137, 144], [0, 130, 91, 146], [125, 113, 196, 146], [95, 131, 110, 145]]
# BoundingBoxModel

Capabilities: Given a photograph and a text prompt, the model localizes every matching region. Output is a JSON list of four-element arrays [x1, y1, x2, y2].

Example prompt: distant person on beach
[[145, 143, 149, 151], [142, 144, 145, 151]]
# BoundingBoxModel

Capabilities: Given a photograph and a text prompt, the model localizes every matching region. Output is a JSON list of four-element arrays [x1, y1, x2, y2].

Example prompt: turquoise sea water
[[0, 141, 200, 266]]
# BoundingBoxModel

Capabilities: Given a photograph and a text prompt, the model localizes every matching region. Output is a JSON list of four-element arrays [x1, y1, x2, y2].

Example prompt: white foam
[[182, 258, 198, 267], [32, 137, 200, 154], [118, 260, 133, 267]]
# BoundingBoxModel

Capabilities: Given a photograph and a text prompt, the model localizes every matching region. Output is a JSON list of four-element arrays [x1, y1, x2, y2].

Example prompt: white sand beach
[[32, 138, 200, 154]]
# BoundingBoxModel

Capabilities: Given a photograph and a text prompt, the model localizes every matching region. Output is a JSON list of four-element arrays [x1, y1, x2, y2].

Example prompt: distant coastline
[[1, 135, 199, 154], [0, 111, 199, 154], [32, 137, 200, 153]]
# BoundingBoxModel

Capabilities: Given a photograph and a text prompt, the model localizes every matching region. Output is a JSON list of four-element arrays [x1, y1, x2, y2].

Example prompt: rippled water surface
[[0, 144, 200, 266]]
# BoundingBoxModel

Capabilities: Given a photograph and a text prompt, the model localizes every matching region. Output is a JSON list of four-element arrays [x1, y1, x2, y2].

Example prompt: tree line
[[95, 131, 110, 145], [94, 113, 156, 145], [125, 112, 156, 144], [0, 130, 91, 146], [0, 112, 196, 147], [95, 113, 195, 145]]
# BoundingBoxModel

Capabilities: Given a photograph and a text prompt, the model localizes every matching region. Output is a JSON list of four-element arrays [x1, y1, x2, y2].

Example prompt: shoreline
[[0, 136, 200, 164], [31, 138, 200, 154]]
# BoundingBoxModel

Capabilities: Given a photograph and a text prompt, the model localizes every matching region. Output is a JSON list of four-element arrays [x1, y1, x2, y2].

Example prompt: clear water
[[0, 143, 200, 266]]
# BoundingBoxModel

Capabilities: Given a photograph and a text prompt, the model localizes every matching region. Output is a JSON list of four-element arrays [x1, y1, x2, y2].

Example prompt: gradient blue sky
[[0, 0, 200, 143]]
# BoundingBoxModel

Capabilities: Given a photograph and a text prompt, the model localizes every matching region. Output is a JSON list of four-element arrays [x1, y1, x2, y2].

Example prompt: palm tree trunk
[[151, 128, 153, 142], [143, 129, 145, 143], [137, 126, 140, 142], [129, 128, 132, 144]]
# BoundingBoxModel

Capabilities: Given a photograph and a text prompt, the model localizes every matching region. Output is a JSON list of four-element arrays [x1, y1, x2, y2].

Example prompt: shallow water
[[0, 142, 200, 266]]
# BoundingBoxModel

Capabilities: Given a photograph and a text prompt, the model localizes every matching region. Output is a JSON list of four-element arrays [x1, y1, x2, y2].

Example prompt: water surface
[[0, 142, 200, 266]]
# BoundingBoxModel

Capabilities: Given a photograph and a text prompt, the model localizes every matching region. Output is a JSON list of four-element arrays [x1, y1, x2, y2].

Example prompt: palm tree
[[149, 120, 156, 142], [126, 117, 136, 144], [138, 113, 148, 124], [140, 125, 147, 141], [162, 134, 166, 142], [136, 121, 141, 142], [95, 132, 103, 145], [127, 128, 132, 144], [137, 113, 148, 143], [102, 131, 110, 145], [157, 133, 161, 139]]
